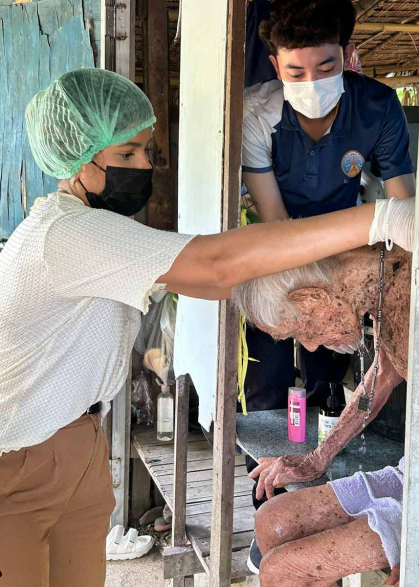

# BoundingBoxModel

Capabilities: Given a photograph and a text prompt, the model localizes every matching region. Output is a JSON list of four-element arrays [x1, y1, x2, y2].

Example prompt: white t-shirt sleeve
[[242, 87, 273, 173], [43, 208, 194, 313]]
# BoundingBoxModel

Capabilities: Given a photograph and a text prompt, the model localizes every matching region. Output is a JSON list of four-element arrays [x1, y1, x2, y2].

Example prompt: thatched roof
[[136, 1, 419, 84], [353, 0, 419, 75]]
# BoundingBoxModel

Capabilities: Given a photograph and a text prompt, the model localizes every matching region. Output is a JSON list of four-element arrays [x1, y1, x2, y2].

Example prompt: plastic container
[[157, 385, 174, 442], [288, 387, 306, 443], [318, 383, 342, 445]]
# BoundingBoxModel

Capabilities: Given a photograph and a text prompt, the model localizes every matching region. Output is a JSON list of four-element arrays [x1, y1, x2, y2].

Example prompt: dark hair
[[259, 0, 356, 54]]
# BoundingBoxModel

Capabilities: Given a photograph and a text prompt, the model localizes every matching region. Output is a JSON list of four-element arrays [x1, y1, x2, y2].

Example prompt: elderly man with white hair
[[233, 244, 410, 586]]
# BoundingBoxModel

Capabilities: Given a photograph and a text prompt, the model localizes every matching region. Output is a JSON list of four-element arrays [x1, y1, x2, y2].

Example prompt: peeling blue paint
[[0, 0, 95, 238]]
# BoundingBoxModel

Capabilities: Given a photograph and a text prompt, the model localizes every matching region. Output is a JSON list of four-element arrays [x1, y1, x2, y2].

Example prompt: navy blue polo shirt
[[242, 71, 413, 218]]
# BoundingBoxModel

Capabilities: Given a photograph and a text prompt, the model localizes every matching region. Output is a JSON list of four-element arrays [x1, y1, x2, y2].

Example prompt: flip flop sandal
[[106, 525, 153, 561]]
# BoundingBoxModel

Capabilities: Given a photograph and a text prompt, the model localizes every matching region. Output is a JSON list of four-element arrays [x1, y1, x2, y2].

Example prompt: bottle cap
[[288, 386, 306, 398], [327, 382, 341, 410]]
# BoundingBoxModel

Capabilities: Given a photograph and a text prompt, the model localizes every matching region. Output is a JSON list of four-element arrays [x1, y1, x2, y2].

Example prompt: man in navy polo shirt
[[243, 0, 414, 219], [243, 0, 415, 574]]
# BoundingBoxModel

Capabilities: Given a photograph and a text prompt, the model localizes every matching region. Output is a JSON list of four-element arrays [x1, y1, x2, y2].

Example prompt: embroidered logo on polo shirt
[[341, 150, 365, 178]]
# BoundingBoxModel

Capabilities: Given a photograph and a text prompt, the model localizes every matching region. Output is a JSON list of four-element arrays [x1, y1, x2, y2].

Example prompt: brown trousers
[[0, 414, 116, 587]]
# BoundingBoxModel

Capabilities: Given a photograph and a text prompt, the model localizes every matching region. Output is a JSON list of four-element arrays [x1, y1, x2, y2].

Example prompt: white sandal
[[106, 525, 153, 561]]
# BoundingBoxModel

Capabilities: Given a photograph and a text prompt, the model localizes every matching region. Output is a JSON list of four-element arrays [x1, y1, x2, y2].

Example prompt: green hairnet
[[25, 68, 156, 179]]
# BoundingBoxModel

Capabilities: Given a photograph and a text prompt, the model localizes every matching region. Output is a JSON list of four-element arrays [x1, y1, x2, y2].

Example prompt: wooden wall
[[0, 0, 98, 238]]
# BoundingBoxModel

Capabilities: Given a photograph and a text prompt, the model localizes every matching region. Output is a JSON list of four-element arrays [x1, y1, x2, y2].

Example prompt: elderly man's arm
[[250, 349, 403, 499]]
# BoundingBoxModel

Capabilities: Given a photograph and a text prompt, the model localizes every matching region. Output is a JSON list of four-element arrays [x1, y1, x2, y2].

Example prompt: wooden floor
[[132, 426, 255, 580]]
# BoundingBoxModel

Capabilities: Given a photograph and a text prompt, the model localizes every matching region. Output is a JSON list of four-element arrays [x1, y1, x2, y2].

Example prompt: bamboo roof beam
[[355, 23, 419, 33], [358, 15, 419, 61], [356, 30, 385, 50]]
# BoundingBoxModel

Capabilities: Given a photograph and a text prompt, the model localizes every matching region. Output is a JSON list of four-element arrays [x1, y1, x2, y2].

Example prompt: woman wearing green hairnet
[[0, 68, 413, 586]]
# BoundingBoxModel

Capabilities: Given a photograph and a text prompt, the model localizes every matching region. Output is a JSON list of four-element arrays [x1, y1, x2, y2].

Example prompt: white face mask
[[282, 72, 344, 119]]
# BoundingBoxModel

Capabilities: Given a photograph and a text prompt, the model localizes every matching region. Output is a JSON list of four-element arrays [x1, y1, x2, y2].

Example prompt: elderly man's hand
[[385, 565, 400, 586], [249, 452, 327, 500]]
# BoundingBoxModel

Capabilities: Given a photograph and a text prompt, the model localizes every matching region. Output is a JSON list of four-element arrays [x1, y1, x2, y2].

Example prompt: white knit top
[[0, 193, 193, 454]]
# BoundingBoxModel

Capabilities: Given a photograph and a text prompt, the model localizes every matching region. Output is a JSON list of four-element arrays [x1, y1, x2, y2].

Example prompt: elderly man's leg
[[260, 517, 388, 587], [255, 484, 353, 555]]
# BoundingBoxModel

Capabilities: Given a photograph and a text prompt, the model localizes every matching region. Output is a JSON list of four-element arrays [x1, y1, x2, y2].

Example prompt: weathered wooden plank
[[158, 465, 249, 486], [187, 506, 255, 539], [166, 488, 251, 506], [210, 0, 246, 584], [186, 494, 253, 517], [163, 546, 204, 580], [130, 456, 151, 520], [191, 530, 255, 558], [0, 0, 94, 238], [141, 440, 210, 458], [205, 549, 252, 583], [151, 455, 246, 474], [133, 427, 204, 444], [142, 447, 216, 466], [188, 532, 211, 577], [168, 376, 191, 587], [165, 475, 254, 495]]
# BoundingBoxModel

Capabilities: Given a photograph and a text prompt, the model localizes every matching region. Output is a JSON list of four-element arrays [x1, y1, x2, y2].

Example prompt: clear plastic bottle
[[157, 385, 174, 441]]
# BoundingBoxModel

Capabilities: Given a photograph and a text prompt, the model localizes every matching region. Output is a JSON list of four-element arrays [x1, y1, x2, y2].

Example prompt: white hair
[[233, 257, 340, 329]]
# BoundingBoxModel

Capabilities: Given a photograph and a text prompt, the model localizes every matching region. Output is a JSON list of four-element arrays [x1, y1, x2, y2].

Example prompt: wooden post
[[170, 375, 190, 587], [209, 1, 246, 586], [400, 145, 419, 584], [142, 0, 173, 230]]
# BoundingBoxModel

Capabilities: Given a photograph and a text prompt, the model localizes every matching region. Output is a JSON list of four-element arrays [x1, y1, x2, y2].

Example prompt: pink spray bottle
[[288, 387, 307, 443]]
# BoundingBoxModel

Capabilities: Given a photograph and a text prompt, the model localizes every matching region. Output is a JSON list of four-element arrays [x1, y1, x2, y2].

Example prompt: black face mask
[[79, 162, 153, 216]]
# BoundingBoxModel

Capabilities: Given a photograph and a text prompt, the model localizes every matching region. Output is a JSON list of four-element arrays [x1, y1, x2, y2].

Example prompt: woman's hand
[[369, 197, 415, 252], [385, 564, 400, 586], [249, 452, 328, 500]]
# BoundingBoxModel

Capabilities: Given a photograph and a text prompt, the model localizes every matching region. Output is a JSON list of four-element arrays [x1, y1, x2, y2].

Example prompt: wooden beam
[[142, 0, 174, 230], [375, 75, 419, 87], [209, 0, 246, 586], [355, 23, 419, 33], [358, 16, 416, 59], [356, 30, 385, 50], [358, 15, 419, 63], [163, 546, 204, 580]]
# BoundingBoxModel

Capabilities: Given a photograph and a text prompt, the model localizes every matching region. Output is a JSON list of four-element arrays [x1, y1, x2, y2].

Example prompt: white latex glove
[[369, 197, 415, 252]]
